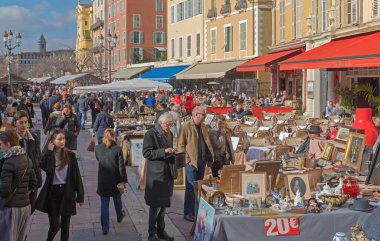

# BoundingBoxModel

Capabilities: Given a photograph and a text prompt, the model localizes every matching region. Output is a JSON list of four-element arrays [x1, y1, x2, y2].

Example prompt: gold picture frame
[[219, 165, 246, 194], [174, 167, 186, 190], [240, 171, 266, 200], [321, 142, 334, 160], [286, 174, 311, 200], [335, 127, 350, 143], [343, 133, 366, 172]]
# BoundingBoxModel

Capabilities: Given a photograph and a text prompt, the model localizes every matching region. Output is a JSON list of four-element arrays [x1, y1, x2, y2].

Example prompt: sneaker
[[157, 231, 174, 241], [117, 210, 125, 223]]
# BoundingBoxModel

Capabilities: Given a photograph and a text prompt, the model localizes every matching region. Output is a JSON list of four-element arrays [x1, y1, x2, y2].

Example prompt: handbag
[[168, 159, 178, 180], [0, 163, 29, 209], [87, 136, 95, 152]]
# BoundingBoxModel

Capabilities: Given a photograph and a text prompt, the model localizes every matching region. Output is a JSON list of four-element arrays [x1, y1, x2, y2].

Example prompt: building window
[[156, 0, 163, 12], [239, 21, 247, 50], [196, 33, 200, 56], [224, 25, 232, 52], [130, 31, 144, 44], [212, 0, 217, 9], [177, 2, 184, 21], [133, 15, 141, 28], [123, 48, 126, 60], [156, 16, 163, 29], [373, 0, 380, 18], [123, 32, 126, 44], [187, 35, 191, 57], [211, 29, 216, 54], [130, 47, 143, 63], [153, 48, 161, 61], [153, 32, 166, 44], [171, 38, 175, 59], [179, 37, 183, 58], [85, 21, 88, 26], [185, 0, 193, 19], [347, 0, 358, 25], [320, 0, 329, 32], [296, 0, 303, 38], [279, 0, 285, 41], [194, 0, 202, 15], [171, 6, 175, 23]]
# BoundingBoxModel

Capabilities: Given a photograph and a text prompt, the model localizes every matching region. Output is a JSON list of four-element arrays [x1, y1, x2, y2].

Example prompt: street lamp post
[[99, 31, 117, 83], [3, 30, 22, 97]]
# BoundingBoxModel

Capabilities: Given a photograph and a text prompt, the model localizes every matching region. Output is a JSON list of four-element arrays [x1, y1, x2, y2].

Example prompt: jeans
[[184, 162, 206, 216], [148, 207, 166, 237], [79, 110, 87, 129], [91, 110, 98, 128], [47, 185, 71, 241], [97, 136, 103, 145], [100, 195, 124, 232]]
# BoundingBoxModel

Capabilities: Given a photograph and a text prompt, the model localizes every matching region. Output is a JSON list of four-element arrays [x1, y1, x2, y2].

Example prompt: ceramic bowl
[[225, 194, 245, 207], [319, 194, 349, 207]]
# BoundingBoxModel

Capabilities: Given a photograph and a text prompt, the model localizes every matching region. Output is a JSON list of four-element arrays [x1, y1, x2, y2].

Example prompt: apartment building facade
[[90, 0, 107, 78], [107, 0, 167, 73], [75, 3, 93, 72]]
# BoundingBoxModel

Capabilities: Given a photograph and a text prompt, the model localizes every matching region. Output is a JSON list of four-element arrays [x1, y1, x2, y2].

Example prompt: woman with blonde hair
[[94, 128, 128, 235]]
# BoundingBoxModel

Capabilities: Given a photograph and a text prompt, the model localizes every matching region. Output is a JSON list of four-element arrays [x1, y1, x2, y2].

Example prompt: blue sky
[[0, 0, 91, 53]]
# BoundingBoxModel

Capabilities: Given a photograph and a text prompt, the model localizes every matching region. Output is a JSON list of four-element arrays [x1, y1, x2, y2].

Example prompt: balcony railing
[[235, 0, 247, 11], [207, 8, 217, 19], [91, 46, 101, 53], [220, 4, 231, 15]]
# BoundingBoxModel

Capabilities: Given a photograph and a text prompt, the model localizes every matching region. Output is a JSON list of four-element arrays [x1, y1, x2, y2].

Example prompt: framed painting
[[174, 167, 186, 190], [194, 197, 215, 241], [335, 127, 350, 143], [343, 133, 366, 172], [240, 171, 266, 200], [321, 142, 334, 160], [251, 161, 281, 190], [130, 138, 144, 166], [286, 174, 311, 200], [219, 165, 246, 194], [332, 147, 346, 163]]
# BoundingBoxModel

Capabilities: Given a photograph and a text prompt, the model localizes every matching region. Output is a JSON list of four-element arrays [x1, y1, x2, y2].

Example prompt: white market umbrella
[[207, 81, 220, 85]]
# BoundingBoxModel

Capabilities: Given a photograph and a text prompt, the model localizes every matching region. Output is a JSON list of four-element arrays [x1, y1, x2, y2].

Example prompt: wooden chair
[[328, 115, 341, 121], [273, 145, 291, 160], [273, 123, 286, 137], [275, 115, 288, 123], [286, 125, 298, 134], [262, 111, 276, 120], [315, 119, 329, 125], [287, 118, 296, 125], [296, 129, 309, 139], [294, 114, 306, 120], [243, 115, 258, 125], [308, 118, 320, 125], [342, 117, 354, 126], [238, 124, 256, 134], [226, 120, 238, 130], [249, 137, 271, 147], [256, 130, 272, 138], [320, 124, 329, 132]]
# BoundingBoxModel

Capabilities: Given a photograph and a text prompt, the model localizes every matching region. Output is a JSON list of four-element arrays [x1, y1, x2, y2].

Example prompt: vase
[[342, 177, 359, 198], [352, 108, 379, 146], [333, 232, 348, 241]]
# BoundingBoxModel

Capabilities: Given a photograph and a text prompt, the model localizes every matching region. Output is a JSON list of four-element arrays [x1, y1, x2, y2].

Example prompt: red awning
[[280, 31, 380, 70], [236, 48, 303, 72]]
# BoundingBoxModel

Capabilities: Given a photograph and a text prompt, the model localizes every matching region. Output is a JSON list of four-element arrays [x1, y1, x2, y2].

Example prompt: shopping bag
[[87, 137, 95, 152]]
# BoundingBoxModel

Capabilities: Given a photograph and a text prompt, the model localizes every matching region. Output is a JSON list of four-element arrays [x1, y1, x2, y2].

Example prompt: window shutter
[[139, 48, 143, 60], [140, 32, 144, 44], [291, 0, 295, 39], [335, 0, 341, 28], [312, 0, 317, 33], [351, 0, 357, 24], [153, 32, 157, 44], [130, 32, 134, 43], [230, 26, 233, 51], [163, 32, 166, 44]]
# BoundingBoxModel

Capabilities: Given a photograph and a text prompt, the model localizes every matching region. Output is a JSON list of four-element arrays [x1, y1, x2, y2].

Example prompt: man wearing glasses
[[178, 106, 214, 222]]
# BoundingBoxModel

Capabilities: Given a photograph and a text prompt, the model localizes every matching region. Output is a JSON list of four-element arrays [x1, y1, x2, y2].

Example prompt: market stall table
[[211, 208, 372, 241]]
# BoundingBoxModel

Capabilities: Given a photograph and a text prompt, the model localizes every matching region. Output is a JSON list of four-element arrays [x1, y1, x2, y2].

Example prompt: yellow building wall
[[76, 4, 93, 72]]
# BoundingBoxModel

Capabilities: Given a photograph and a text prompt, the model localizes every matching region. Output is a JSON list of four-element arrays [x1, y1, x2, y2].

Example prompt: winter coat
[[53, 114, 81, 150], [143, 126, 175, 207], [48, 95, 59, 113], [19, 131, 42, 188], [95, 143, 127, 197], [145, 96, 156, 109], [114, 98, 128, 113], [0, 153, 37, 208], [40, 99, 49, 115], [177, 119, 214, 169], [209, 129, 235, 164], [44, 111, 61, 134], [77, 96, 88, 111], [35, 150, 84, 216], [93, 111, 114, 138]]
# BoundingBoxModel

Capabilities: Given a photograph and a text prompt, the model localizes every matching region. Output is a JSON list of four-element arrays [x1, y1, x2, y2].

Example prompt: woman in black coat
[[94, 128, 128, 235], [143, 112, 176, 241], [35, 129, 84, 241], [0, 130, 37, 241]]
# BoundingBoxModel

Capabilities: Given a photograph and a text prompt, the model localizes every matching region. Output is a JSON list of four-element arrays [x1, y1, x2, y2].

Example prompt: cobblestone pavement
[[26, 110, 193, 241]]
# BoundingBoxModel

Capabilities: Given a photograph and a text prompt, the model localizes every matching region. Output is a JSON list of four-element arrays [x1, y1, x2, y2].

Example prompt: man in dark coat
[[114, 94, 128, 113], [17, 97, 34, 128], [40, 94, 50, 127], [93, 105, 115, 144], [143, 112, 176, 241], [53, 104, 81, 150]]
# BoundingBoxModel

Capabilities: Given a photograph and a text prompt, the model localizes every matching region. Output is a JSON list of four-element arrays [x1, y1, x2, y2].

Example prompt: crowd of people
[[0, 84, 351, 241]]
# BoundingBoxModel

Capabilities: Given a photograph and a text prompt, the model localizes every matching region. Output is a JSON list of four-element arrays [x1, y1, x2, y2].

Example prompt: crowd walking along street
[[2, 0, 380, 241]]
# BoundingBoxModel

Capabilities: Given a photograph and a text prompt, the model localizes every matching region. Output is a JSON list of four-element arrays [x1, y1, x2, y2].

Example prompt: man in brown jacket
[[178, 106, 214, 222]]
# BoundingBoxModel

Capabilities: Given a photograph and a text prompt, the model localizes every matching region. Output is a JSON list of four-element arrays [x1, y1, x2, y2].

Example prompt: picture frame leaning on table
[[343, 133, 367, 172], [240, 171, 267, 200]]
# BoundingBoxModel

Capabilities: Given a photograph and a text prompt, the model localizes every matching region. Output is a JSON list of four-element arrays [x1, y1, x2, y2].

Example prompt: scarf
[[3, 145, 26, 159]]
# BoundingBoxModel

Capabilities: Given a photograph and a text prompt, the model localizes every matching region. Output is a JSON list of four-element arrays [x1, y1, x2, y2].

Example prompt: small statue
[[305, 198, 322, 213], [316, 183, 333, 202], [293, 190, 303, 207], [334, 177, 344, 195]]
